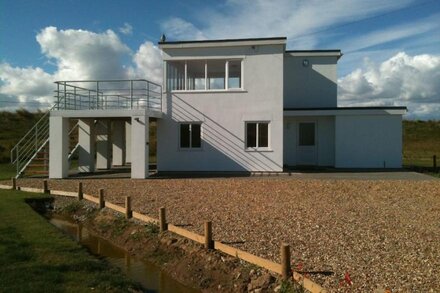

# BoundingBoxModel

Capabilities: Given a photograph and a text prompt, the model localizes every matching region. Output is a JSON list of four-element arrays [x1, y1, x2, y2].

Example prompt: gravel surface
[[8, 177, 440, 292]]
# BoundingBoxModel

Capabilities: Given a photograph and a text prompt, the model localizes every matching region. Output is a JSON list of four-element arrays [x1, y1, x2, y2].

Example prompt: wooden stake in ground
[[125, 196, 132, 219], [281, 243, 291, 280], [99, 189, 105, 209], [11, 177, 16, 190], [43, 180, 49, 194], [159, 207, 167, 232], [204, 221, 214, 249], [78, 182, 83, 200]]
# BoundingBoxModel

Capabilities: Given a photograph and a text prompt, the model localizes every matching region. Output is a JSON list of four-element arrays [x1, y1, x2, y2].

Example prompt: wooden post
[[204, 221, 214, 249], [281, 243, 291, 280], [159, 207, 167, 232], [99, 189, 105, 209], [434, 155, 437, 170], [78, 182, 83, 200], [11, 177, 16, 190], [43, 180, 49, 194], [125, 196, 132, 219]]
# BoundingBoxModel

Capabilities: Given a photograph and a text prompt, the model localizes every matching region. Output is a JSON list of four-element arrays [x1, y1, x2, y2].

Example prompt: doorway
[[296, 122, 317, 165]]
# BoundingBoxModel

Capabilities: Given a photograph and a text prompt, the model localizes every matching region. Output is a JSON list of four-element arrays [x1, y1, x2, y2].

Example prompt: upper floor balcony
[[54, 79, 162, 112]]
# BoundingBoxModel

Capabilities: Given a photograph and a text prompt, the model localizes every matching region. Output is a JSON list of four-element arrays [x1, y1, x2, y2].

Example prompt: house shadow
[[157, 93, 283, 173]]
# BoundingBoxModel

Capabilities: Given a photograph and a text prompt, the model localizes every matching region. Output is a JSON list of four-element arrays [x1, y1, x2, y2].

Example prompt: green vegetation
[[0, 163, 15, 180], [403, 120, 440, 167], [0, 109, 45, 163], [0, 189, 142, 292]]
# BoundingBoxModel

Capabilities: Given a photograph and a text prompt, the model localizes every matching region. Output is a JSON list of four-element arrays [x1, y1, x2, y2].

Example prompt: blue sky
[[1, 0, 439, 118]]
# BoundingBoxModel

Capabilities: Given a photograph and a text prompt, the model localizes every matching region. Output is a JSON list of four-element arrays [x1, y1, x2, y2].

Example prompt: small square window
[[180, 123, 202, 149], [299, 123, 315, 146], [246, 122, 269, 149]]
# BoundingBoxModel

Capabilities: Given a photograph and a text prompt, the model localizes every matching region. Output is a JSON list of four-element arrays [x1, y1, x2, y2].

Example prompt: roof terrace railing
[[54, 79, 162, 111]]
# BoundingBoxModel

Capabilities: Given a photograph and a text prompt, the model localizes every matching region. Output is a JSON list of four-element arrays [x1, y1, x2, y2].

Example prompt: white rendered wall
[[284, 55, 338, 108], [96, 120, 111, 169], [158, 44, 284, 172], [49, 116, 69, 178], [335, 115, 402, 168], [78, 119, 95, 173], [131, 115, 149, 178], [112, 120, 125, 166], [283, 116, 335, 166]]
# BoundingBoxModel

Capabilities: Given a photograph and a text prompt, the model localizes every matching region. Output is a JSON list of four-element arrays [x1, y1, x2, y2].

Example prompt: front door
[[296, 122, 317, 165]]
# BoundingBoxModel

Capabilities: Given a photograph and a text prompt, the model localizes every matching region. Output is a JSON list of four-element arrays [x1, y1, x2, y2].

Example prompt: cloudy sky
[[1, 0, 439, 119]]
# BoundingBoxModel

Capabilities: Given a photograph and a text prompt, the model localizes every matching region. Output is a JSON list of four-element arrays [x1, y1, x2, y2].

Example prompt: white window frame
[[178, 122, 203, 150], [245, 121, 271, 151], [167, 58, 244, 92]]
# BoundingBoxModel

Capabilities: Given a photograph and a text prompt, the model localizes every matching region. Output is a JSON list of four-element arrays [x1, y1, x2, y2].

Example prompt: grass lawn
[[0, 188, 142, 292], [403, 120, 440, 167], [0, 163, 15, 180]]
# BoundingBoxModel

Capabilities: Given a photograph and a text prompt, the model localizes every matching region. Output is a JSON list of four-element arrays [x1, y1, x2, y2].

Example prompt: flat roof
[[158, 36, 286, 45], [284, 106, 407, 111], [158, 37, 287, 49], [285, 49, 341, 53], [284, 106, 407, 116]]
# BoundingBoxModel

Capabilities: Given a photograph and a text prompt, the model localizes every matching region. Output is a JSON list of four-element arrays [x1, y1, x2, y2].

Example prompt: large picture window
[[167, 59, 242, 91], [180, 123, 201, 149], [246, 122, 269, 149]]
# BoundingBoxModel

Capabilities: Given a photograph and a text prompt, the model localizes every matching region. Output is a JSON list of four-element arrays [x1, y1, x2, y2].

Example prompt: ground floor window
[[245, 122, 269, 149], [180, 123, 201, 149], [298, 122, 315, 146]]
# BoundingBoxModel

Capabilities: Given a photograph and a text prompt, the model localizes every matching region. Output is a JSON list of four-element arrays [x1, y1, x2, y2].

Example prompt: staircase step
[[25, 170, 49, 174], [27, 164, 48, 168], [33, 158, 48, 161]]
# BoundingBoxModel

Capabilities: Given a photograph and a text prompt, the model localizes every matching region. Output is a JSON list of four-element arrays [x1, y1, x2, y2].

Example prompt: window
[[167, 59, 242, 91], [167, 61, 185, 91], [207, 60, 225, 89], [298, 123, 315, 146], [187, 60, 206, 90], [228, 60, 241, 89], [246, 122, 269, 149], [180, 123, 201, 149]]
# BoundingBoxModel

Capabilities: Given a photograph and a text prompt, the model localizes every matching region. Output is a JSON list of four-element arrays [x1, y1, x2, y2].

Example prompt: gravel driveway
[[9, 177, 440, 292]]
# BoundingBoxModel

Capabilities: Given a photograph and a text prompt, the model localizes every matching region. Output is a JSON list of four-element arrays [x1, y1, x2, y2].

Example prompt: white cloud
[[129, 41, 163, 84], [0, 27, 166, 111], [119, 23, 133, 35], [337, 13, 440, 53], [36, 26, 131, 81], [0, 63, 54, 109], [338, 52, 440, 119], [161, 17, 205, 41], [160, 0, 414, 48]]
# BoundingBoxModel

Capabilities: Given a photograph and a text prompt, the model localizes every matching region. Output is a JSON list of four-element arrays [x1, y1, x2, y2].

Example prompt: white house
[[157, 37, 405, 172], [10, 37, 406, 179]]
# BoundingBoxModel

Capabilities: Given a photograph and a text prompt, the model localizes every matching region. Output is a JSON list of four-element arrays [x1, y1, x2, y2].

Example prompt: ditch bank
[[29, 196, 299, 293]]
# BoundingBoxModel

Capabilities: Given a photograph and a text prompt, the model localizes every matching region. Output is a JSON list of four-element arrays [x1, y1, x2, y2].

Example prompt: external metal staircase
[[10, 79, 162, 178], [10, 107, 79, 178]]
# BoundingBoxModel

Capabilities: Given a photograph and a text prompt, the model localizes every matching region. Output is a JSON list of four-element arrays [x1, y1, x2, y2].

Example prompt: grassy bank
[[0, 188, 142, 292], [403, 120, 440, 167]]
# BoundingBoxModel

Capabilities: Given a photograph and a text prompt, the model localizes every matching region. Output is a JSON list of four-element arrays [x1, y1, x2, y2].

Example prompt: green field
[[0, 188, 142, 292], [403, 120, 440, 167]]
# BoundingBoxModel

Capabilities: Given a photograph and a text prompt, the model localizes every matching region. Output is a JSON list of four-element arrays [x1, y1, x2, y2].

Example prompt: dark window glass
[[180, 124, 190, 148], [258, 123, 269, 147], [299, 123, 315, 146], [191, 124, 201, 148], [246, 123, 257, 148]]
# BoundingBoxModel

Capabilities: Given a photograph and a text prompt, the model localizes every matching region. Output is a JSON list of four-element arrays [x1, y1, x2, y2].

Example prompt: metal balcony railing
[[54, 79, 162, 111]]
